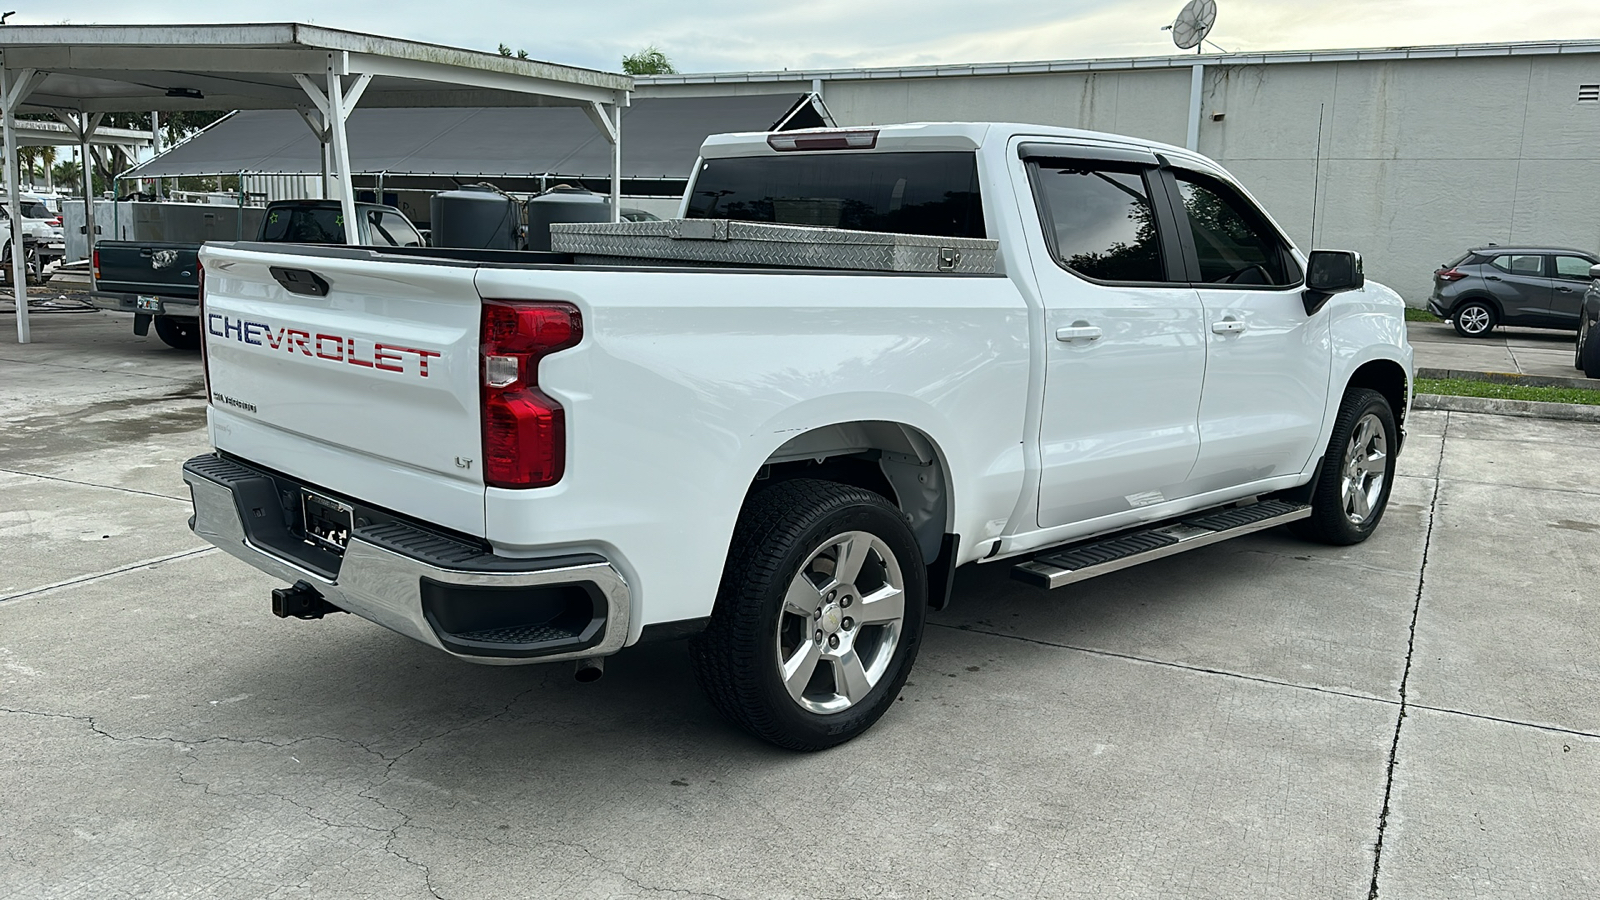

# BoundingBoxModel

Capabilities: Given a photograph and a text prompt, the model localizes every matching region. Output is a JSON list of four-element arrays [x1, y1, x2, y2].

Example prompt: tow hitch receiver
[[271, 581, 344, 620]]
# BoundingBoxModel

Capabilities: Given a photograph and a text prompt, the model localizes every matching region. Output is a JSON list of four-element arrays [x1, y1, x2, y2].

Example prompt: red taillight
[[46, 217, 61, 227], [91, 249, 100, 281], [480, 301, 581, 488], [1436, 268, 1467, 282]]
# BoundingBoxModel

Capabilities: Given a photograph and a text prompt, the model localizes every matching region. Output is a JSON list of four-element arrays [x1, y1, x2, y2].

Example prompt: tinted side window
[[261, 207, 345, 243], [1491, 254, 1543, 276], [1174, 173, 1295, 286], [684, 151, 984, 239], [1029, 161, 1167, 283], [23, 201, 52, 219], [1554, 256, 1593, 281]]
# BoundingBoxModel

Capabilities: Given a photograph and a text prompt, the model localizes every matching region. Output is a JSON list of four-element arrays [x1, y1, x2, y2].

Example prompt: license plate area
[[135, 295, 161, 312], [301, 490, 353, 552]]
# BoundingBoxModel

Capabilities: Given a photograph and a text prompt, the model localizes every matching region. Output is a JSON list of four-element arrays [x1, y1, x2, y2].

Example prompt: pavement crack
[[0, 466, 192, 502], [1367, 410, 1446, 900], [0, 547, 216, 604], [927, 622, 1400, 709]]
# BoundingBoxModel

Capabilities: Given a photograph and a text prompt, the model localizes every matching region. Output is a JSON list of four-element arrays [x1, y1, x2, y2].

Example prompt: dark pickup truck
[[90, 200, 425, 349]]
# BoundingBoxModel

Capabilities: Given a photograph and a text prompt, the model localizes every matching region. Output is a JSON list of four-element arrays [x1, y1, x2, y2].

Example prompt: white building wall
[[642, 46, 1600, 304]]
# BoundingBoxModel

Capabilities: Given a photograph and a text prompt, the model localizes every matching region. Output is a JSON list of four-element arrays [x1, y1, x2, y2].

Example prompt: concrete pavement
[[3, 312, 1598, 898], [1407, 320, 1588, 381]]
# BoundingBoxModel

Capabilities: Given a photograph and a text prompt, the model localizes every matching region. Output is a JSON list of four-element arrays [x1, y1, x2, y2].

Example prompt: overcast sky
[[33, 1, 1600, 74]]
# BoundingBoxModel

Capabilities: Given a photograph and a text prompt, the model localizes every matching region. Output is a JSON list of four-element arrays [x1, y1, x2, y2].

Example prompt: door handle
[[1558, 286, 1573, 292], [1211, 318, 1248, 335], [1055, 323, 1103, 342], [1485, 275, 1502, 281]]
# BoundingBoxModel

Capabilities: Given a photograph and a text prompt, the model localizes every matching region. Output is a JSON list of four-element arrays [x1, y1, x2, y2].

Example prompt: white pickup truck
[[185, 122, 1413, 750]]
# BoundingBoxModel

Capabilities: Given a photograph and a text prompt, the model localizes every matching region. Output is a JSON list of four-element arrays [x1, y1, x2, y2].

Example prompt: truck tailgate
[[199, 246, 487, 535]]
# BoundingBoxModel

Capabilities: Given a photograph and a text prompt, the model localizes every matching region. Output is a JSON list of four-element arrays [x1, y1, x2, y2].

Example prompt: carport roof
[[121, 94, 828, 181], [0, 23, 632, 113]]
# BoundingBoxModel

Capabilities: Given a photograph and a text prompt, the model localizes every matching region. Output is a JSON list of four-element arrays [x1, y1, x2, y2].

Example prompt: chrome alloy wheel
[[1341, 412, 1389, 525], [775, 530, 906, 715], [1578, 320, 1589, 368], [1457, 305, 1492, 335]]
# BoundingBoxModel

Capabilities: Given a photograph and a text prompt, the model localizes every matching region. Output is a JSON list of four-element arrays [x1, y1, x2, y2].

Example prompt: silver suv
[[1428, 245, 1597, 337]]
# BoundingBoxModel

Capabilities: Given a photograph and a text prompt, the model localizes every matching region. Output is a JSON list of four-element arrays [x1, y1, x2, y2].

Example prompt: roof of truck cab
[[697, 121, 1202, 165]]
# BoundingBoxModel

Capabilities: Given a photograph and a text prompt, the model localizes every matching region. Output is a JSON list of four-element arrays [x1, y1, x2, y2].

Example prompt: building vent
[[1580, 84, 1600, 103]]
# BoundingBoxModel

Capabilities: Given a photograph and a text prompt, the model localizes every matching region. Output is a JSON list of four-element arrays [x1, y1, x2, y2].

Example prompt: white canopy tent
[[0, 24, 633, 343]]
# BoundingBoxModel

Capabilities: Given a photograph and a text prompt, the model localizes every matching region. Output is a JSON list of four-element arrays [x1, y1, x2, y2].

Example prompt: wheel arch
[[1345, 358, 1410, 432], [752, 420, 953, 568], [1449, 292, 1501, 318]]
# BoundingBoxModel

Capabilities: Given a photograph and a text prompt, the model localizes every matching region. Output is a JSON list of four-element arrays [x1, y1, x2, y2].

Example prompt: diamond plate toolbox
[[549, 219, 999, 274]]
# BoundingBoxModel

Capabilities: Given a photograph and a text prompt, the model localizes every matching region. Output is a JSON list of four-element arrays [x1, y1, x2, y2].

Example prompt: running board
[[1011, 499, 1311, 589]]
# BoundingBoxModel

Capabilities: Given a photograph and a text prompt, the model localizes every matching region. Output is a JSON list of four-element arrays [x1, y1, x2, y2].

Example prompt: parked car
[[1577, 264, 1600, 377], [89, 199, 425, 349], [182, 123, 1413, 750], [0, 193, 66, 281], [1429, 245, 1598, 337]]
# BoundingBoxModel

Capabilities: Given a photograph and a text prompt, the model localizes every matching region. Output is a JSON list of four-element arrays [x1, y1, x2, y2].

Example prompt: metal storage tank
[[525, 186, 612, 252], [429, 185, 520, 250]]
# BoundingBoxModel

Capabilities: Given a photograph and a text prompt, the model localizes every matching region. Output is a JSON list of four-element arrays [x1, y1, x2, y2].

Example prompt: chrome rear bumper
[[183, 454, 631, 665]]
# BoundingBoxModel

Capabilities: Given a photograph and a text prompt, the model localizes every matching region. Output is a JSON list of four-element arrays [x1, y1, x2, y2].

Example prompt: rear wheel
[[690, 479, 926, 751], [154, 316, 202, 351], [1579, 319, 1589, 371], [1451, 300, 1496, 338], [1291, 388, 1397, 546]]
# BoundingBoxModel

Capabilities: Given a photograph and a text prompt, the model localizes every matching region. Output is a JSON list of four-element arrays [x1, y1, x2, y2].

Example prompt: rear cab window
[[261, 206, 345, 244], [684, 151, 985, 239]]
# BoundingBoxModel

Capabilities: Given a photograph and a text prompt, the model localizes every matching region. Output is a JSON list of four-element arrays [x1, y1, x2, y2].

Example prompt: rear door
[[1019, 145, 1208, 528], [1163, 167, 1330, 491], [1483, 253, 1554, 324], [200, 245, 488, 535], [1549, 254, 1595, 327]]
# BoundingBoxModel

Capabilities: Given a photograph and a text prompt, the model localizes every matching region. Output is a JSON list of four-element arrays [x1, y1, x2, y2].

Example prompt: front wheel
[[690, 479, 926, 751], [1291, 388, 1398, 546]]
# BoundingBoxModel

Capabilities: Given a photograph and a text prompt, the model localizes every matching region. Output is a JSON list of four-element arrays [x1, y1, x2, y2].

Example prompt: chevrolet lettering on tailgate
[[206, 314, 440, 377]]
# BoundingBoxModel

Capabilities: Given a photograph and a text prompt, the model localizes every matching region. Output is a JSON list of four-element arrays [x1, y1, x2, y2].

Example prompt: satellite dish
[[1171, 0, 1218, 51]]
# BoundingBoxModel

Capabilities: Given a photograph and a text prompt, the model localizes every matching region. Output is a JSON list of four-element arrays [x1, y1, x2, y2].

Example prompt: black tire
[[154, 316, 202, 351], [1290, 388, 1398, 546], [689, 479, 927, 751], [1451, 299, 1497, 338], [1580, 316, 1600, 379]]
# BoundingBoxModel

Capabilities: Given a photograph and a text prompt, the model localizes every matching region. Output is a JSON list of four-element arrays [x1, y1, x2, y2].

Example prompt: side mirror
[[1303, 249, 1364, 315], [1588, 263, 1600, 281]]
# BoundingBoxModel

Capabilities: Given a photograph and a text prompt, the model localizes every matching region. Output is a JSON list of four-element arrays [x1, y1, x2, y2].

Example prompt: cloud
[[25, 0, 1600, 74]]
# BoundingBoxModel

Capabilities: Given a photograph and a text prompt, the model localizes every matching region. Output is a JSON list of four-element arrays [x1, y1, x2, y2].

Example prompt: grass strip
[[1404, 308, 1442, 323], [1416, 377, 1600, 406]]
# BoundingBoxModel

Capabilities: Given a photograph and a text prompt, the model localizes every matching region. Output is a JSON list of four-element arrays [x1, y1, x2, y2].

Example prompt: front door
[[1020, 149, 1208, 528], [1164, 169, 1332, 491], [1549, 254, 1595, 328]]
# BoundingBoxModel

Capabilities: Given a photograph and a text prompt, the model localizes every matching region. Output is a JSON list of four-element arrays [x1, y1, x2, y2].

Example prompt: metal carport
[[119, 93, 831, 198], [0, 23, 632, 343]]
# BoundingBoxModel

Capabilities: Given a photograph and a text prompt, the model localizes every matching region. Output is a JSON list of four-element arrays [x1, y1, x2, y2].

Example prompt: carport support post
[[323, 56, 360, 243], [1, 64, 41, 344], [609, 103, 622, 223]]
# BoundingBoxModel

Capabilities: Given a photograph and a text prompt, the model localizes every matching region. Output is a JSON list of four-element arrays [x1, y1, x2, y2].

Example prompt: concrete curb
[[1416, 366, 1598, 391], [1413, 393, 1600, 422]]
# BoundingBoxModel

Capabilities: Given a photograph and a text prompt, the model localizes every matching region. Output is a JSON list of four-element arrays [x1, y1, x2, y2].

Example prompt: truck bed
[[94, 240, 202, 299]]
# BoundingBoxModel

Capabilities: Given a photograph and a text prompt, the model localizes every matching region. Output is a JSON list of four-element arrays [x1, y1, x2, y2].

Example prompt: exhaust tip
[[574, 657, 604, 683]]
